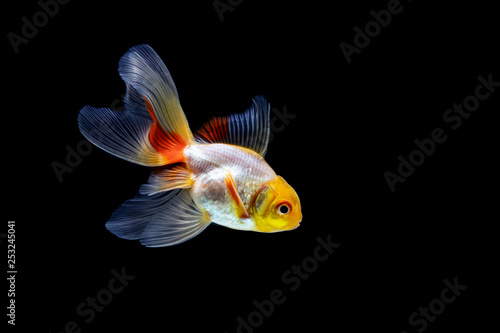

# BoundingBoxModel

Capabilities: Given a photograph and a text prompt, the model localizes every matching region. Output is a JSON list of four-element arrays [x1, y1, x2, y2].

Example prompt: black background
[[4, 0, 499, 332]]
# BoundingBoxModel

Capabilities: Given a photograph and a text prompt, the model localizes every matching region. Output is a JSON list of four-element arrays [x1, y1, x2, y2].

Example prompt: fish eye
[[276, 201, 292, 216]]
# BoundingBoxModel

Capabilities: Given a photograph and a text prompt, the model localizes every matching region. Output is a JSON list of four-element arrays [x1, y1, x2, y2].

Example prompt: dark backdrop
[[4, 0, 498, 332]]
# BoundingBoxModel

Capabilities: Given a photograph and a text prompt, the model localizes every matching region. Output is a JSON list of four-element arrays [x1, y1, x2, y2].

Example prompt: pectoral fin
[[225, 172, 250, 219]]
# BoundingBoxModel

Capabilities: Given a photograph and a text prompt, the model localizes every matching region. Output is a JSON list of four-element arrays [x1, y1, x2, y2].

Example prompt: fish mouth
[[286, 219, 301, 230], [292, 214, 303, 229]]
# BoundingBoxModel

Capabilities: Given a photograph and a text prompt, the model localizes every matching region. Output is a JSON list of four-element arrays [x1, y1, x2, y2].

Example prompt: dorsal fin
[[195, 96, 270, 156]]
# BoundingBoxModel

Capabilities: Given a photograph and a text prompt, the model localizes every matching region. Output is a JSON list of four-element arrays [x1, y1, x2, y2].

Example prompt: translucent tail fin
[[118, 44, 194, 164]]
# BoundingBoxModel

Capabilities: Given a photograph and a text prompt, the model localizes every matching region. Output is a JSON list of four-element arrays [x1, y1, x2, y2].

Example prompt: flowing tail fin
[[78, 44, 194, 166]]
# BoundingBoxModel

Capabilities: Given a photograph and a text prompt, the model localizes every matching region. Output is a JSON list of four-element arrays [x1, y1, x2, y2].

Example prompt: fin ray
[[140, 165, 193, 195], [78, 106, 168, 166], [123, 82, 150, 118], [106, 188, 210, 247], [106, 189, 181, 240], [140, 190, 211, 247], [195, 95, 270, 156], [118, 44, 194, 146], [79, 44, 197, 166]]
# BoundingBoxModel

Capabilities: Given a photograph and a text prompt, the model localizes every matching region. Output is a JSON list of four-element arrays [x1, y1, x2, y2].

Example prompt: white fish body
[[186, 143, 276, 231]]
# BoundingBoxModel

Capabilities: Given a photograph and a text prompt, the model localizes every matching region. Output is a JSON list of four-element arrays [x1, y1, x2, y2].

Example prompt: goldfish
[[78, 44, 302, 247]]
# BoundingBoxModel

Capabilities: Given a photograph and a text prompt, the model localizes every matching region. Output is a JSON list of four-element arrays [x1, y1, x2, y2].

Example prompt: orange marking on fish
[[144, 96, 187, 164], [196, 116, 229, 142], [225, 172, 250, 219]]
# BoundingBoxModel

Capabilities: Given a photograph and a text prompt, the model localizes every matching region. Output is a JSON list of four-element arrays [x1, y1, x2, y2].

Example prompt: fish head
[[251, 176, 302, 232]]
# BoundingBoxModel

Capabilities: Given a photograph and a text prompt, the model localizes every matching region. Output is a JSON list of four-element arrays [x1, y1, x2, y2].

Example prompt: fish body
[[78, 45, 301, 247], [186, 143, 275, 231]]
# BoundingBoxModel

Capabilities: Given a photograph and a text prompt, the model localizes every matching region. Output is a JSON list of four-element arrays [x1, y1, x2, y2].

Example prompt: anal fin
[[140, 189, 211, 247]]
